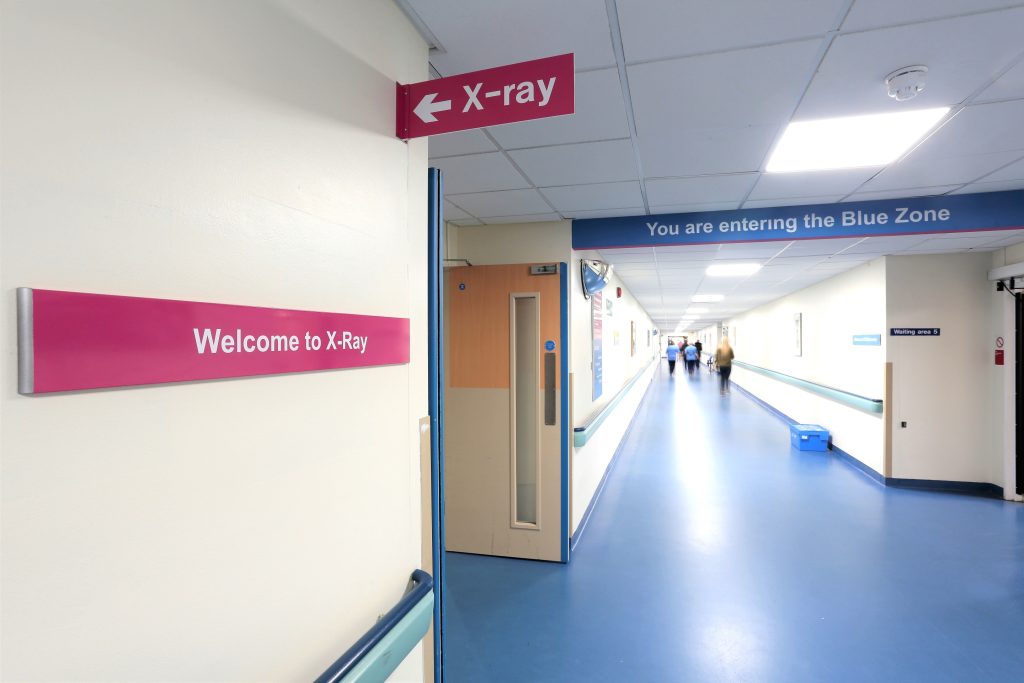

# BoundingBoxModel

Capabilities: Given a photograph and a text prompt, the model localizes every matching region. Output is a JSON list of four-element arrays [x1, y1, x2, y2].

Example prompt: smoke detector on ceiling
[[886, 66, 928, 101]]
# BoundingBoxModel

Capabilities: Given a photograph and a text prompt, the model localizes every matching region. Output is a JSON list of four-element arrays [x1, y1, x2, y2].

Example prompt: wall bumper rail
[[732, 361, 883, 414], [574, 358, 657, 448], [314, 569, 434, 683]]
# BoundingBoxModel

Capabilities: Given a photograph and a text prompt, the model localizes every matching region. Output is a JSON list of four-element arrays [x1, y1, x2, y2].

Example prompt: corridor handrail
[[731, 360, 883, 414], [314, 569, 434, 683], [574, 358, 657, 448]]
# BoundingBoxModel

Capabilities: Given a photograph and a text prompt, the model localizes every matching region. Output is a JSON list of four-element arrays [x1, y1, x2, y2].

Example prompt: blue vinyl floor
[[442, 364, 1024, 682]]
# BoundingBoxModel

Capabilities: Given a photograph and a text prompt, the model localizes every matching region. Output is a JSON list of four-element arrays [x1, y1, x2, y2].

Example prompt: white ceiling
[[399, 0, 1024, 332]]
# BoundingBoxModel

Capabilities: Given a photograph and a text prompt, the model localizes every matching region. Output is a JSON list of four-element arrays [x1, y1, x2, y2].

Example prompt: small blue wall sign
[[544, 340, 556, 351], [890, 328, 940, 336], [853, 334, 882, 345]]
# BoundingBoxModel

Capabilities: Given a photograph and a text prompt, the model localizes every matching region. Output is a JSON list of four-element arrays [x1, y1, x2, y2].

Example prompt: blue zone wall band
[[572, 189, 1024, 249]]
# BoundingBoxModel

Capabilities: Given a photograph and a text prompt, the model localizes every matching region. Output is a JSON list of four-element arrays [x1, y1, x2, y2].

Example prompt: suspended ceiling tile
[[975, 58, 1024, 102], [764, 255, 828, 267], [797, 8, 1024, 119], [597, 247, 654, 258], [630, 41, 820, 132], [616, 0, 843, 62], [749, 168, 879, 200], [844, 185, 962, 202], [488, 68, 630, 149], [646, 174, 758, 207], [656, 244, 724, 255], [716, 242, 793, 258], [839, 235, 930, 254], [508, 139, 638, 186], [842, 0, 1020, 31], [482, 213, 563, 224], [637, 125, 779, 178], [977, 156, 1024, 183], [541, 181, 643, 212], [449, 218, 484, 227], [953, 179, 1024, 195], [913, 233, 1018, 249], [566, 207, 647, 219], [742, 195, 846, 209], [781, 237, 866, 255], [449, 188, 553, 217], [909, 100, 1024, 160], [859, 150, 1024, 193], [428, 130, 497, 158], [648, 201, 741, 214], [982, 232, 1024, 248], [444, 201, 472, 220], [407, 0, 616, 73], [431, 152, 530, 194]]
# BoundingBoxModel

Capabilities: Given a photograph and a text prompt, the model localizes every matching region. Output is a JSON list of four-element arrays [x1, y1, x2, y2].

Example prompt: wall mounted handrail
[[731, 360, 883, 414], [314, 569, 433, 683], [574, 358, 657, 447]]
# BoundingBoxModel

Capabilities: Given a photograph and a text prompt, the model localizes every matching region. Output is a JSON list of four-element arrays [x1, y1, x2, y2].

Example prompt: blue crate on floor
[[790, 424, 829, 451]]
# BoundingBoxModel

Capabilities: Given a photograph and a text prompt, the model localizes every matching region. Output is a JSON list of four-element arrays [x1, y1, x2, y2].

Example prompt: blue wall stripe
[[559, 263, 570, 564]]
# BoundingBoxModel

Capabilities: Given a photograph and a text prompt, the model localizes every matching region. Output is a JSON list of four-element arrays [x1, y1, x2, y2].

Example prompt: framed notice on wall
[[591, 291, 603, 400], [631, 321, 636, 356], [794, 312, 803, 357]]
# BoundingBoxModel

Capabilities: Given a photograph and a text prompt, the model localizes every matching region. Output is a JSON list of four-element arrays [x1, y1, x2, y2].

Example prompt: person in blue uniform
[[684, 341, 699, 376], [666, 340, 679, 376]]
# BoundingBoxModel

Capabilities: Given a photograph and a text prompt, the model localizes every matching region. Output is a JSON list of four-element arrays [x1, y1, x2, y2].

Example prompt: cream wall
[[451, 221, 571, 265], [1, 2, 429, 681], [886, 253, 1000, 484], [724, 259, 887, 473]]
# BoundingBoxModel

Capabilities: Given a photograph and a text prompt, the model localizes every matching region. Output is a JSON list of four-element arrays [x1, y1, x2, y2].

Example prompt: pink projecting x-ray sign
[[17, 289, 410, 394]]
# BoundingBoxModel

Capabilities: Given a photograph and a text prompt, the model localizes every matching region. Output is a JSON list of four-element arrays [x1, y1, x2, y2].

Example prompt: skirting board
[[731, 382, 1004, 500]]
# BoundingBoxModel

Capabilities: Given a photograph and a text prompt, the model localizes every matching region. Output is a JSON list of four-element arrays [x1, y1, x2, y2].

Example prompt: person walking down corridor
[[684, 341, 699, 376], [666, 341, 679, 376], [716, 337, 735, 395]]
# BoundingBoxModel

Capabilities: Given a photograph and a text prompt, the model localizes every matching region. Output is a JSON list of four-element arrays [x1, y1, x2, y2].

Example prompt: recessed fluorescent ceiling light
[[686, 307, 709, 314], [766, 107, 949, 173], [707, 263, 762, 277], [692, 294, 724, 302]]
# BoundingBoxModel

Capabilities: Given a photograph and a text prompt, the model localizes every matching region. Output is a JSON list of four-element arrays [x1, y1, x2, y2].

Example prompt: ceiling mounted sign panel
[[571, 189, 1024, 250]]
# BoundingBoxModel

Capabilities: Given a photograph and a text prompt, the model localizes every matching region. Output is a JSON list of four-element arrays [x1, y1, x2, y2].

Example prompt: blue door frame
[[427, 170, 571, 680], [426, 168, 446, 682]]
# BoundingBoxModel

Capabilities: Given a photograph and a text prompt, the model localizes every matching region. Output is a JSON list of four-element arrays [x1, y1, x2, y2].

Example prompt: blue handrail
[[314, 569, 434, 683], [574, 358, 657, 447], [731, 360, 883, 414]]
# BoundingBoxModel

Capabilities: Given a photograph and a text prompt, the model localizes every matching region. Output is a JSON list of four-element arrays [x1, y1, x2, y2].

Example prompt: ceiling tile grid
[[616, 0, 847, 62], [541, 181, 644, 212], [507, 139, 639, 186], [405, 0, 616, 73], [447, 188, 553, 217], [796, 7, 1024, 120], [410, 0, 1024, 329], [646, 174, 758, 207], [430, 152, 530, 194]]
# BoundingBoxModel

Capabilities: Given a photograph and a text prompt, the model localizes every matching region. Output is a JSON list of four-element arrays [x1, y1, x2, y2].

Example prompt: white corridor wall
[[1, 2, 429, 681]]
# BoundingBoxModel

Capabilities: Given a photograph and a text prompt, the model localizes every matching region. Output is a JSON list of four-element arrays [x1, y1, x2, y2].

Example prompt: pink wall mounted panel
[[18, 289, 410, 394]]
